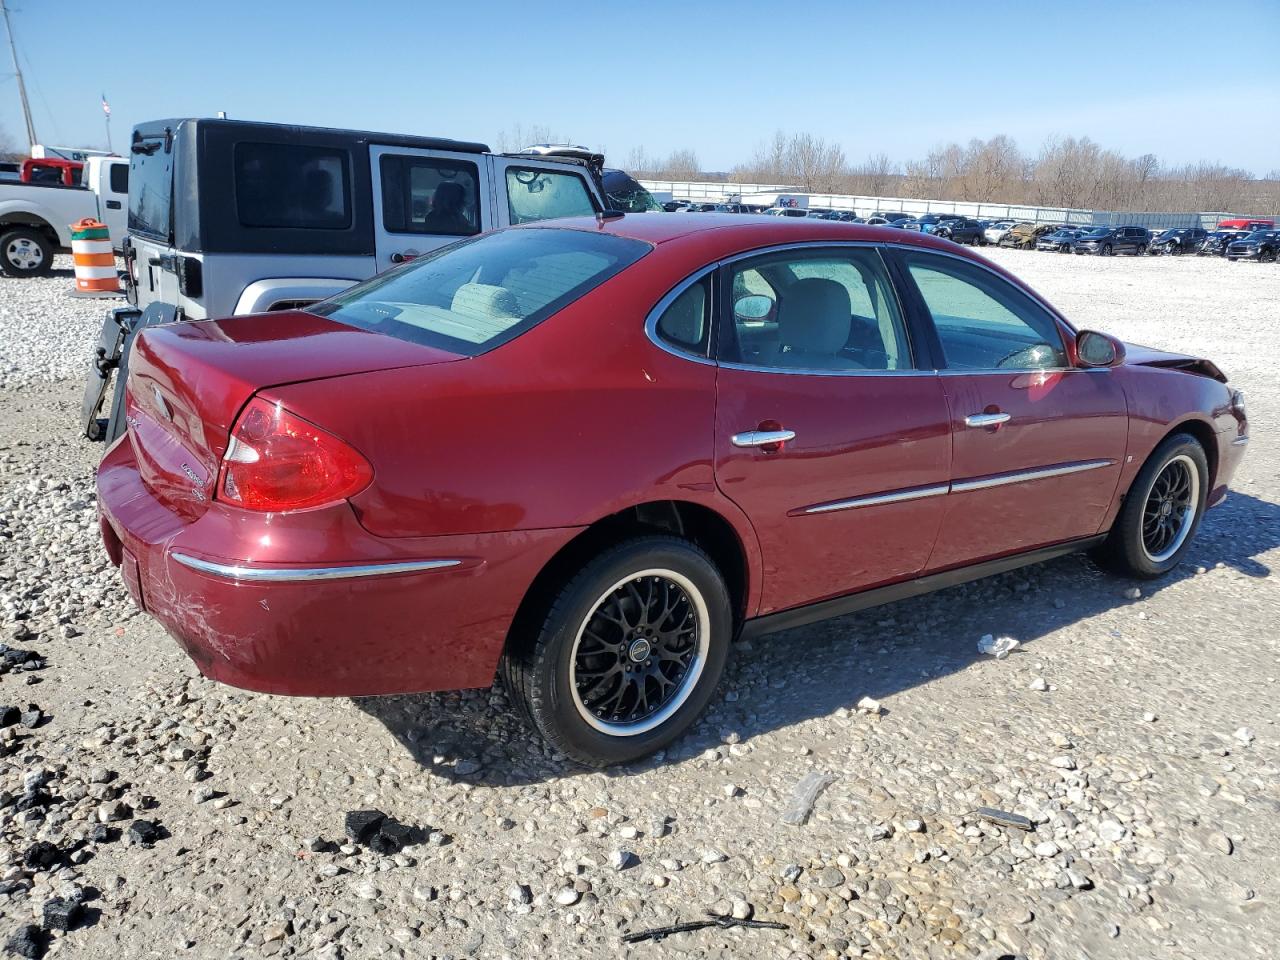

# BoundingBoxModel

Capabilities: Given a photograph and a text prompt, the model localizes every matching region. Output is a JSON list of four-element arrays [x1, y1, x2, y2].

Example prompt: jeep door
[[370, 146, 493, 271]]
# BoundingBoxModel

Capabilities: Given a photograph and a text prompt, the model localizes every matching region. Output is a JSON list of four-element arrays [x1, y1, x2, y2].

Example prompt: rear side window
[[128, 141, 173, 241], [108, 162, 129, 195], [311, 228, 649, 355], [379, 155, 480, 236], [506, 168, 596, 224], [655, 277, 711, 355], [234, 142, 351, 230]]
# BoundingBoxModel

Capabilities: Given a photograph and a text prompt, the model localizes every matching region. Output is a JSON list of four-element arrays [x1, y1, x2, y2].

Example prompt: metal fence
[[639, 180, 1247, 231]]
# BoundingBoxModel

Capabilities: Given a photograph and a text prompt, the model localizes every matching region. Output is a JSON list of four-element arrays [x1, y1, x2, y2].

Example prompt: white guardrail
[[639, 180, 1238, 230]]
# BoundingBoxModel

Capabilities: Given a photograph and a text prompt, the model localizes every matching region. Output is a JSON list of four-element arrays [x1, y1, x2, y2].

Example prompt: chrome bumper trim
[[951, 459, 1115, 493], [1232, 435, 1249, 445], [170, 553, 461, 582]]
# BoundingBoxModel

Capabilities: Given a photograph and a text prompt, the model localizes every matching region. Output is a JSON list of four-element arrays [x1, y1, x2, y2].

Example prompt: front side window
[[902, 252, 1067, 371], [721, 248, 911, 372], [505, 167, 596, 224], [380, 155, 480, 236], [234, 142, 351, 230], [311, 228, 648, 355]]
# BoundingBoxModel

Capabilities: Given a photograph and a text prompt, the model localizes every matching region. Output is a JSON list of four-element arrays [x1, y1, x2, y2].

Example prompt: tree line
[[631, 132, 1279, 215]]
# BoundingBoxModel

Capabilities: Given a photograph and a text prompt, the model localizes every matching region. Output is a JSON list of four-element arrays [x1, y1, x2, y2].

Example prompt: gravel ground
[[0, 248, 1277, 960]]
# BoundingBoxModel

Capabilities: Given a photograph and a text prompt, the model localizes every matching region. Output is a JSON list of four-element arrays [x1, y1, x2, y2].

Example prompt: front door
[[489, 158, 599, 228], [370, 145, 491, 272], [712, 245, 953, 616], [892, 249, 1127, 570]]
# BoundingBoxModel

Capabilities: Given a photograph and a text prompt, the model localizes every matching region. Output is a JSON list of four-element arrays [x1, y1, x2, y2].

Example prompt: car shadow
[[353, 489, 1279, 786]]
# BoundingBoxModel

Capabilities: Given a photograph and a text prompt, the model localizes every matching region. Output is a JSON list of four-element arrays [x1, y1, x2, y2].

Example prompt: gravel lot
[[0, 248, 1277, 960]]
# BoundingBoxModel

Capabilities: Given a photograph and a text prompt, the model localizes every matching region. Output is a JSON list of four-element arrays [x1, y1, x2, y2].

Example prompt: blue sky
[[2, 0, 1277, 175]]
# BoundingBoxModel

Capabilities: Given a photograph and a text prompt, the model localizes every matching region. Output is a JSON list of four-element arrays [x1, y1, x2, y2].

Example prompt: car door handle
[[965, 412, 1011, 428], [105, 200, 122, 210], [732, 429, 796, 448]]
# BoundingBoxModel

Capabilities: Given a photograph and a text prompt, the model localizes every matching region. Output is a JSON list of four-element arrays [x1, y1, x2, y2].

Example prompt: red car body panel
[[94, 215, 1248, 698]]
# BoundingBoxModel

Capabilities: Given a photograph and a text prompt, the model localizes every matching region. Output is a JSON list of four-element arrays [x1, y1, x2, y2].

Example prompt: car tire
[[1136, 243, 1147, 256], [501, 535, 732, 767], [0, 227, 54, 278], [1101, 244, 1113, 256], [1092, 433, 1208, 580]]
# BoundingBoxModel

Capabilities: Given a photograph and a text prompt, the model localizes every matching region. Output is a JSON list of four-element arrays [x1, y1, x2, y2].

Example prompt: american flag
[[101, 94, 111, 118]]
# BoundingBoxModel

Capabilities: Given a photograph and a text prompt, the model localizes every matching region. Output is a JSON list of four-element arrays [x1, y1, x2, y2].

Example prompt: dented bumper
[[96, 436, 579, 697]]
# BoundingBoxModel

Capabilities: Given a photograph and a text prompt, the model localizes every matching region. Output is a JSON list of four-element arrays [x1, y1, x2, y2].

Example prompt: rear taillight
[[218, 397, 372, 511]]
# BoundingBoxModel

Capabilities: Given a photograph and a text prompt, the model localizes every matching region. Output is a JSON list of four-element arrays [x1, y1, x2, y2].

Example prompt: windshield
[[1083, 228, 1110, 237], [1246, 230, 1277, 241], [310, 228, 650, 355]]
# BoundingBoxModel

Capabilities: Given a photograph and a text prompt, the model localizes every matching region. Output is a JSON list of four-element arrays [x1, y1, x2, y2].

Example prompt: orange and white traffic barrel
[[70, 218, 122, 295]]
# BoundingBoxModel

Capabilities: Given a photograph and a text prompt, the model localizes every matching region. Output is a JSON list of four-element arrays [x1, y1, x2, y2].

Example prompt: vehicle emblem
[[153, 385, 172, 421]]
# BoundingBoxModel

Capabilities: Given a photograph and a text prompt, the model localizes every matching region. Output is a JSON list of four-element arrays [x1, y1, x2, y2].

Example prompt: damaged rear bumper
[[96, 436, 580, 697]]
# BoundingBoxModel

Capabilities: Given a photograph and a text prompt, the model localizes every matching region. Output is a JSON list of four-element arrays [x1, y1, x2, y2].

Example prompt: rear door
[[489, 158, 599, 228], [711, 244, 952, 616], [891, 249, 1127, 570], [97, 159, 129, 247], [370, 146, 490, 271]]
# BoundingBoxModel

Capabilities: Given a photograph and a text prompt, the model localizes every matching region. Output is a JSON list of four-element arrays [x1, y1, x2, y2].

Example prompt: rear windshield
[[128, 139, 173, 241], [310, 228, 650, 356]]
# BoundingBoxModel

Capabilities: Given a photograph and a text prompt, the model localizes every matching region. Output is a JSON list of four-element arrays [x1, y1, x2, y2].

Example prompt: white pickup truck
[[0, 155, 129, 277]]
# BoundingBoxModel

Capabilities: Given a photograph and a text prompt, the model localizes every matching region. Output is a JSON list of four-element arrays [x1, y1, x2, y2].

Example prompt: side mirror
[[734, 294, 773, 322], [1076, 330, 1126, 368]]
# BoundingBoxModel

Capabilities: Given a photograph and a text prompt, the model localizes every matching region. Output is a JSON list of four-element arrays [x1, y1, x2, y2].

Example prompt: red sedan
[[97, 215, 1249, 766]]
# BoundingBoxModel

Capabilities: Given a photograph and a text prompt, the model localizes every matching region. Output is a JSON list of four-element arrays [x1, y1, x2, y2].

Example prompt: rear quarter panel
[[265, 236, 764, 603]]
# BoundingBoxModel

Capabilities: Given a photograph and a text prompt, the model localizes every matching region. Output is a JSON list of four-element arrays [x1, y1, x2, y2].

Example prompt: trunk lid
[[124, 311, 461, 518]]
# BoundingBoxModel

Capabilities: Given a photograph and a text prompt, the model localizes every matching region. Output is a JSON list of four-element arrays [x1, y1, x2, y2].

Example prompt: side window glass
[[722, 249, 910, 372], [654, 277, 710, 356], [903, 253, 1067, 370], [505, 168, 596, 224], [234, 142, 351, 230], [379, 155, 480, 236], [108, 162, 129, 195]]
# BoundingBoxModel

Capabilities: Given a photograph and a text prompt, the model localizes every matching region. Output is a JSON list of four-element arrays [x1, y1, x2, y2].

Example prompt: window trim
[[377, 153, 482, 237], [713, 243, 925, 378]]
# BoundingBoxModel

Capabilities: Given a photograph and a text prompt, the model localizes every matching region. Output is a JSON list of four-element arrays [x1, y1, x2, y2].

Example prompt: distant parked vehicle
[[999, 223, 1055, 249], [765, 206, 810, 217], [1073, 226, 1151, 256], [661, 200, 686, 212], [934, 217, 986, 245], [601, 169, 664, 213], [902, 213, 964, 235], [1036, 228, 1082, 253], [866, 212, 912, 225], [1150, 228, 1208, 256], [1197, 230, 1252, 257], [1216, 218, 1274, 231], [0, 154, 129, 277], [983, 220, 1018, 244], [1226, 229, 1280, 262]]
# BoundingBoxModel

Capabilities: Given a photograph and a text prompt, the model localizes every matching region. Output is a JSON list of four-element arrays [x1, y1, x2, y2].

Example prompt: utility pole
[[1, 0, 37, 150]]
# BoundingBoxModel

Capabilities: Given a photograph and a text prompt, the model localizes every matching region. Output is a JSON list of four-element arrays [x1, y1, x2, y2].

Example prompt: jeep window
[[108, 163, 129, 195], [505, 168, 596, 224], [311, 227, 648, 356], [234, 142, 351, 230], [128, 143, 173, 241], [379, 155, 480, 237]]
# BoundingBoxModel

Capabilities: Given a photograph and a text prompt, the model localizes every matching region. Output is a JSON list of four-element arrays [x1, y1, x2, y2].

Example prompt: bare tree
[[0, 123, 23, 161], [658, 148, 701, 181]]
